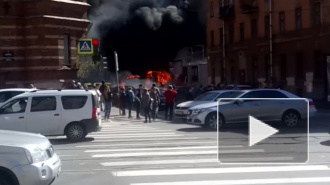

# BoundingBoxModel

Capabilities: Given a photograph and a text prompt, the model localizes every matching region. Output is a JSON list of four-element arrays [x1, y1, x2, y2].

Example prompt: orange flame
[[146, 71, 171, 87], [127, 75, 141, 80]]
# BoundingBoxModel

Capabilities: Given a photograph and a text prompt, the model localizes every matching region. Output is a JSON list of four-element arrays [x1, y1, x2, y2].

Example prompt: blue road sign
[[77, 39, 94, 55]]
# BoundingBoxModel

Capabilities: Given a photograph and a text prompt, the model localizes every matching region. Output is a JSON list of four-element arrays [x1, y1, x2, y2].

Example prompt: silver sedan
[[187, 89, 317, 130]]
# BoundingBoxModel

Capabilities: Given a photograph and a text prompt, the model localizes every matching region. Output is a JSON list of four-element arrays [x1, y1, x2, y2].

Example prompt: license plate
[[176, 111, 183, 114]]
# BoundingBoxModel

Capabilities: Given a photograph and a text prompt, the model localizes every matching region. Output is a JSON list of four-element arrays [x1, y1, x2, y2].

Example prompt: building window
[[264, 15, 270, 37], [312, 2, 321, 26], [251, 19, 258, 38], [219, 28, 223, 46], [240, 23, 245, 41], [295, 8, 302, 30], [229, 24, 234, 43], [192, 66, 199, 81], [210, 1, 214, 18], [64, 34, 71, 65], [279, 12, 285, 33], [210, 30, 215, 47]]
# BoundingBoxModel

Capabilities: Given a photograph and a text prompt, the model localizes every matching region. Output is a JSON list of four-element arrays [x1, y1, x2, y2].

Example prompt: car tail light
[[92, 107, 98, 119]]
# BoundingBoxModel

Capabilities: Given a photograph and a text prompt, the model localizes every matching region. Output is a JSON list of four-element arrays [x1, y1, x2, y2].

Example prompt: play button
[[249, 116, 279, 147]]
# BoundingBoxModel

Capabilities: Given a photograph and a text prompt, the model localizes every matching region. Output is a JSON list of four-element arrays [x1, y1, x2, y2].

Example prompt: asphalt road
[[51, 108, 330, 185]]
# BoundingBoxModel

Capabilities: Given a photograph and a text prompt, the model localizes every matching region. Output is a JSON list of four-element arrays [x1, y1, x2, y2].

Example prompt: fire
[[146, 71, 171, 87], [127, 75, 141, 80]]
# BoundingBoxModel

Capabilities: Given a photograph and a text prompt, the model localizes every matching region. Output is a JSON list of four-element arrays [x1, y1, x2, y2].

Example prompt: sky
[[87, 0, 206, 76]]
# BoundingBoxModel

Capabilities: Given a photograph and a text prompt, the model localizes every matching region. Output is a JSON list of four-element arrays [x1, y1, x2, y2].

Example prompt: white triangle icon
[[80, 42, 91, 51], [249, 116, 279, 147]]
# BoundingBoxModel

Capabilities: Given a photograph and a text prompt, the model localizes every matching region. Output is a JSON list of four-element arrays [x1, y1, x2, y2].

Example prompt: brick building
[[207, 0, 330, 100], [0, 0, 90, 89]]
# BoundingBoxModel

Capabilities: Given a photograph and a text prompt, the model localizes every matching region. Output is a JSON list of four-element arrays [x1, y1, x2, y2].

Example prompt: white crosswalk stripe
[[65, 122, 330, 185]]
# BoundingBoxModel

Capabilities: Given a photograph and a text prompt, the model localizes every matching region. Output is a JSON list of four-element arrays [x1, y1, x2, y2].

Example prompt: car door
[[227, 91, 263, 123], [26, 96, 61, 135], [0, 97, 28, 132], [257, 90, 288, 121]]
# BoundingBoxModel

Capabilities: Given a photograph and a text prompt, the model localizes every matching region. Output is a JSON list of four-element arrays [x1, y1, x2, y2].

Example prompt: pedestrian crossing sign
[[77, 38, 94, 55]]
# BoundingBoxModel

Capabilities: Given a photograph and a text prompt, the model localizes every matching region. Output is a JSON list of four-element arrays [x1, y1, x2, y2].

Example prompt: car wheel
[[65, 123, 86, 142], [205, 112, 224, 130], [0, 175, 12, 185], [282, 110, 300, 127]]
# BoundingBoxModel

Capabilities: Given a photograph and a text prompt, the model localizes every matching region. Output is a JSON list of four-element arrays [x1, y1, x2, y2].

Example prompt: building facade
[[0, 0, 90, 89], [207, 0, 330, 100]]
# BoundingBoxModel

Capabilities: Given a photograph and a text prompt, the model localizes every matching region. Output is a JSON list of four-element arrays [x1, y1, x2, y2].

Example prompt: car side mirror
[[234, 99, 244, 106]]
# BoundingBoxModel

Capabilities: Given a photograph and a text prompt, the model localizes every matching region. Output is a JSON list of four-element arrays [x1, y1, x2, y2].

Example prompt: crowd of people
[[118, 83, 177, 123], [65, 80, 178, 123]]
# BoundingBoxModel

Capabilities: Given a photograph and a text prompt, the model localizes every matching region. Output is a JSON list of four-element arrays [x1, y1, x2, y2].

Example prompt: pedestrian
[[92, 83, 102, 105], [29, 83, 36, 89], [186, 87, 194, 101], [164, 85, 177, 121], [77, 82, 84, 89], [141, 88, 152, 123], [135, 84, 143, 119], [127, 87, 135, 119], [194, 85, 204, 98], [69, 80, 78, 89], [99, 81, 106, 112], [103, 85, 113, 122], [150, 87, 160, 120], [119, 86, 126, 116]]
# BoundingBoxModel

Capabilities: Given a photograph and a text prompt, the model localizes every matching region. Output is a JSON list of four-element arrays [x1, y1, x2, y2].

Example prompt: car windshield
[[194, 92, 219, 101]]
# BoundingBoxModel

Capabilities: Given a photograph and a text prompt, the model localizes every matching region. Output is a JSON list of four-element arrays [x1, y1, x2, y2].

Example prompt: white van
[[0, 90, 101, 141]]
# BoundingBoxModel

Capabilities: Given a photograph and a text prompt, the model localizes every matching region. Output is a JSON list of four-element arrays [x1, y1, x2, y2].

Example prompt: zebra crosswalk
[[55, 121, 330, 185]]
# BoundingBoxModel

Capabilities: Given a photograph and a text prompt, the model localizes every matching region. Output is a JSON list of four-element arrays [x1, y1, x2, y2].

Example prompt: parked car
[[0, 90, 101, 141], [0, 130, 61, 185], [0, 88, 36, 107], [187, 89, 317, 129], [174, 90, 240, 118]]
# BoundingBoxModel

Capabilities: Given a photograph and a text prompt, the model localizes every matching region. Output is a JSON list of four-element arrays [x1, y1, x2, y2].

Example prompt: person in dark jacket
[[103, 85, 113, 122], [119, 86, 126, 116], [135, 84, 143, 119], [164, 85, 177, 120], [150, 87, 160, 120], [99, 81, 106, 112], [127, 87, 135, 119], [141, 88, 152, 123]]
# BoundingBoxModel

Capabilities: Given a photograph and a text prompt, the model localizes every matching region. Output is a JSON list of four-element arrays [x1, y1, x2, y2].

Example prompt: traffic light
[[102, 57, 110, 71], [92, 38, 101, 63]]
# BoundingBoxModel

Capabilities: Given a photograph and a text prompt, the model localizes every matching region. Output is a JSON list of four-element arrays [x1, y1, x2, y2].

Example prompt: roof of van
[[16, 89, 93, 96], [0, 88, 36, 92]]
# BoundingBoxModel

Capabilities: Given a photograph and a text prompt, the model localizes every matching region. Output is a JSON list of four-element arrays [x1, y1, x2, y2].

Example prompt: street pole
[[269, 0, 273, 87], [222, 0, 226, 84], [114, 51, 120, 115]]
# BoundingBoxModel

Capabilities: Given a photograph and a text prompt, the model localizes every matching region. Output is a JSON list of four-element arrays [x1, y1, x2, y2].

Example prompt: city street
[[52, 108, 330, 185]]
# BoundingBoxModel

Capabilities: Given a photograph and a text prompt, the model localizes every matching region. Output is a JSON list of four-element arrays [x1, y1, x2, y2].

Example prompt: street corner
[[217, 98, 309, 164]]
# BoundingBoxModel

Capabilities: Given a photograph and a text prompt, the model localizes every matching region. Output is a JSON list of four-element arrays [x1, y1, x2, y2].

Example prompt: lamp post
[[114, 51, 120, 115]]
